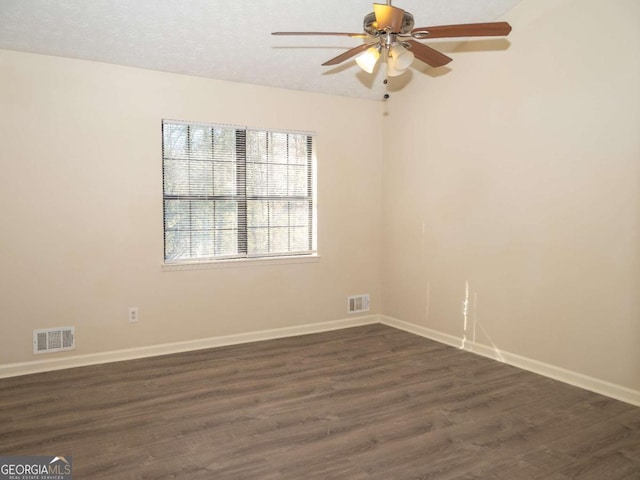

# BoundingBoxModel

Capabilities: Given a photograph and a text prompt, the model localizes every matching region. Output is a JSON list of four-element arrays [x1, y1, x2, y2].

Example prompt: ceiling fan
[[272, 1, 512, 77]]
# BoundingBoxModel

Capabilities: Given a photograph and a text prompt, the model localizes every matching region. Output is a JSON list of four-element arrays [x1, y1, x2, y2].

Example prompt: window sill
[[161, 254, 321, 271]]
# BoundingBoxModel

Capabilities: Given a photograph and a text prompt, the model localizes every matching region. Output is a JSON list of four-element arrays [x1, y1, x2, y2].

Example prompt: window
[[162, 120, 316, 263]]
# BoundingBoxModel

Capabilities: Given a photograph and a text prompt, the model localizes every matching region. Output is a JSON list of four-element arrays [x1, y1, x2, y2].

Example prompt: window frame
[[161, 119, 317, 267]]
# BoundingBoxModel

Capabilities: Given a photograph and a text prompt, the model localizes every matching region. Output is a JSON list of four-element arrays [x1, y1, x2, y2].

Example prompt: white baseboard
[[4, 314, 638, 408], [0, 315, 380, 379], [381, 315, 640, 407], [381, 316, 464, 349]]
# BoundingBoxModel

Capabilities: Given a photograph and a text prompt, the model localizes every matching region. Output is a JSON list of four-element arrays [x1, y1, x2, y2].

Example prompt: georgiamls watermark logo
[[0, 456, 72, 480]]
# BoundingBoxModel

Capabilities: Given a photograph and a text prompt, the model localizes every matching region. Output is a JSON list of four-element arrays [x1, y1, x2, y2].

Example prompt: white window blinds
[[162, 120, 316, 263]]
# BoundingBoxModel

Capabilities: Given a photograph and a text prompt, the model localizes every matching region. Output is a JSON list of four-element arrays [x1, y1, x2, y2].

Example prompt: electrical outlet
[[128, 307, 139, 323]]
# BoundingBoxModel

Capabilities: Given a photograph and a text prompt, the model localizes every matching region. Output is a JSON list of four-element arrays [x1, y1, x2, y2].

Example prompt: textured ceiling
[[0, 0, 522, 100]]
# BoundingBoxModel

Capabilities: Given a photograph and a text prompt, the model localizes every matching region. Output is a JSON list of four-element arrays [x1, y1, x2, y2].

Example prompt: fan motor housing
[[363, 11, 414, 35]]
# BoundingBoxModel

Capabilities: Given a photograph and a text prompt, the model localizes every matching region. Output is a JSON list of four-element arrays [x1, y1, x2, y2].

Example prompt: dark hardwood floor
[[0, 324, 638, 479]]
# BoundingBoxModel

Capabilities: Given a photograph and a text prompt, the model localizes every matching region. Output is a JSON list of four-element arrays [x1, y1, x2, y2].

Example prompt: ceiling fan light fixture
[[355, 46, 380, 74], [389, 44, 414, 71], [386, 61, 407, 77]]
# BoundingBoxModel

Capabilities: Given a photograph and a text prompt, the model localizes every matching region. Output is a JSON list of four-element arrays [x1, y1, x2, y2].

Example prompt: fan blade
[[272, 31, 367, 38], [322, 43, 372, 66], [373, 3, 405, 32], [411, 22, 512, 39], [405, 40, 452, 68]]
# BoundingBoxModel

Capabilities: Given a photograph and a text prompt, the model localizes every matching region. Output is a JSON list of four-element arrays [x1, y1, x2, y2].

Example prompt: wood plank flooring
[[0, 324, 638, 479]]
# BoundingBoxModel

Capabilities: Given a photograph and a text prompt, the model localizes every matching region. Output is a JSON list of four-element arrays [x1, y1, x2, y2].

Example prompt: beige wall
[[382, 0, 640, 391], [0, 50, 383, 364]]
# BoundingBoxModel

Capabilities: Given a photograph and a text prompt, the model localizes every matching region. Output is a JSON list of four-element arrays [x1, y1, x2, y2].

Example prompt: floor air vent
[[33, 327, 75, 354], [348, 294, 370, 314]]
